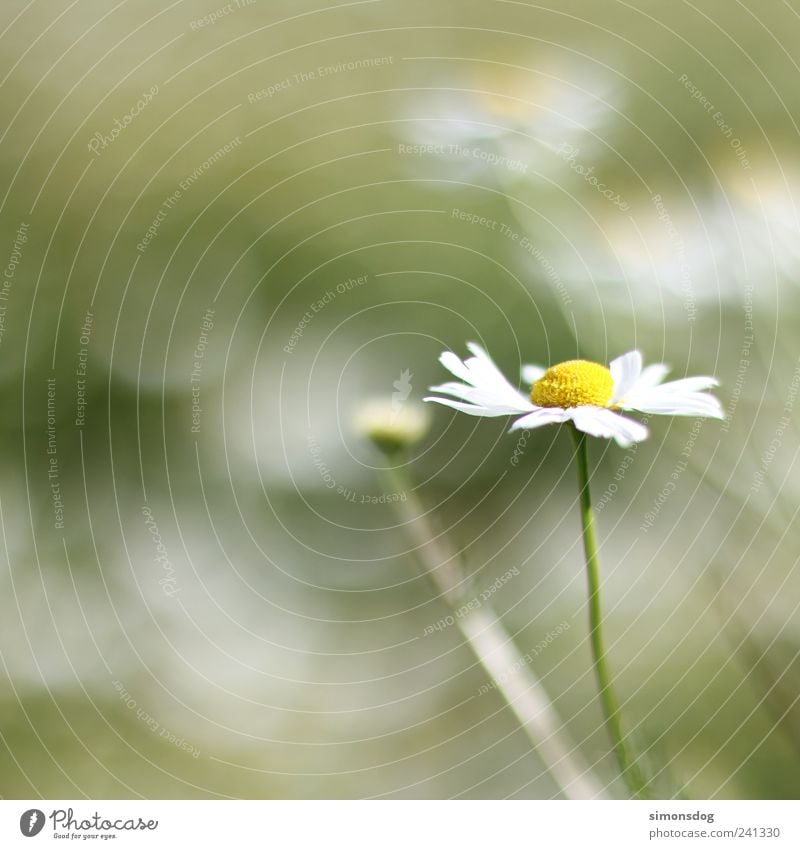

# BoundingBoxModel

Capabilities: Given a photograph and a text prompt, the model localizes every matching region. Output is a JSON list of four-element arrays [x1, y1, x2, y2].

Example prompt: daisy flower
[[423, 341, 724, 798], [424, 343, 723, 447]]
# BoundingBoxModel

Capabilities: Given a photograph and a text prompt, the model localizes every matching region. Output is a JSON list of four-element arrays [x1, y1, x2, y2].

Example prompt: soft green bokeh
[[0, 0, 798, 799]]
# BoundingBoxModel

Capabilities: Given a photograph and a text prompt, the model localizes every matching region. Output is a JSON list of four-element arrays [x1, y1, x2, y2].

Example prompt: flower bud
[[353, 399, 430, 456]]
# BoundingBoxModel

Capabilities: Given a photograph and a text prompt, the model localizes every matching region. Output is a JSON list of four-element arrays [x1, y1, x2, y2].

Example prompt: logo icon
[[19, 809, 45, 837], [391, 368, 413, 421]]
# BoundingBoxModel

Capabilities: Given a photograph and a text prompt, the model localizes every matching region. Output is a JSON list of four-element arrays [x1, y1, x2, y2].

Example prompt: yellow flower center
[[531, 359, 614, 408]]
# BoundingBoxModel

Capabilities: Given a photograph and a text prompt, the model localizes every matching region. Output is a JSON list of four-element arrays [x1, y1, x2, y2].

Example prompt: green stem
[[380, 460, 606, 800], [570, 425, 650, 799]]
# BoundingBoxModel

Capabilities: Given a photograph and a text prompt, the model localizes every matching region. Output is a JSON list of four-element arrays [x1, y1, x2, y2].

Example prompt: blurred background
[[0, 0, 798, 800]]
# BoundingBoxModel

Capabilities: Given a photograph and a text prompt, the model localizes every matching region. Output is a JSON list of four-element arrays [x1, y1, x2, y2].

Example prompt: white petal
[[622, 388, 724, 419], [428, 381, 498, 404], [646, 375, 719, 394], [428, 382, 534, 413], [431, 344, 533, 414], [609, 350, 642, 404], [635, 363, 670, 389], [439, 350, 472, 383], [569, 406, 649, 447], [509, 407, 571, 431], [422, 396, 511, 417], [463, 342, 529, 405], [465, 341, 494, 360], [521, 363, 545, 385], [464, 342, 508, 386]]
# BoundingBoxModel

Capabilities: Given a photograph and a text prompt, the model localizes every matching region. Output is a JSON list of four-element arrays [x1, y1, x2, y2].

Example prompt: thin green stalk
[[570, 425, 650, 799], [381, 459, 606, 800]]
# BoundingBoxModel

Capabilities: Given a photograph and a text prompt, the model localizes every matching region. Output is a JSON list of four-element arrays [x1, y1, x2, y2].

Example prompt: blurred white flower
[[399, 62, 621, 180], [717, 159, 800, 283], [425, 343, 723, 447], [354, 398, 431, 455]]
